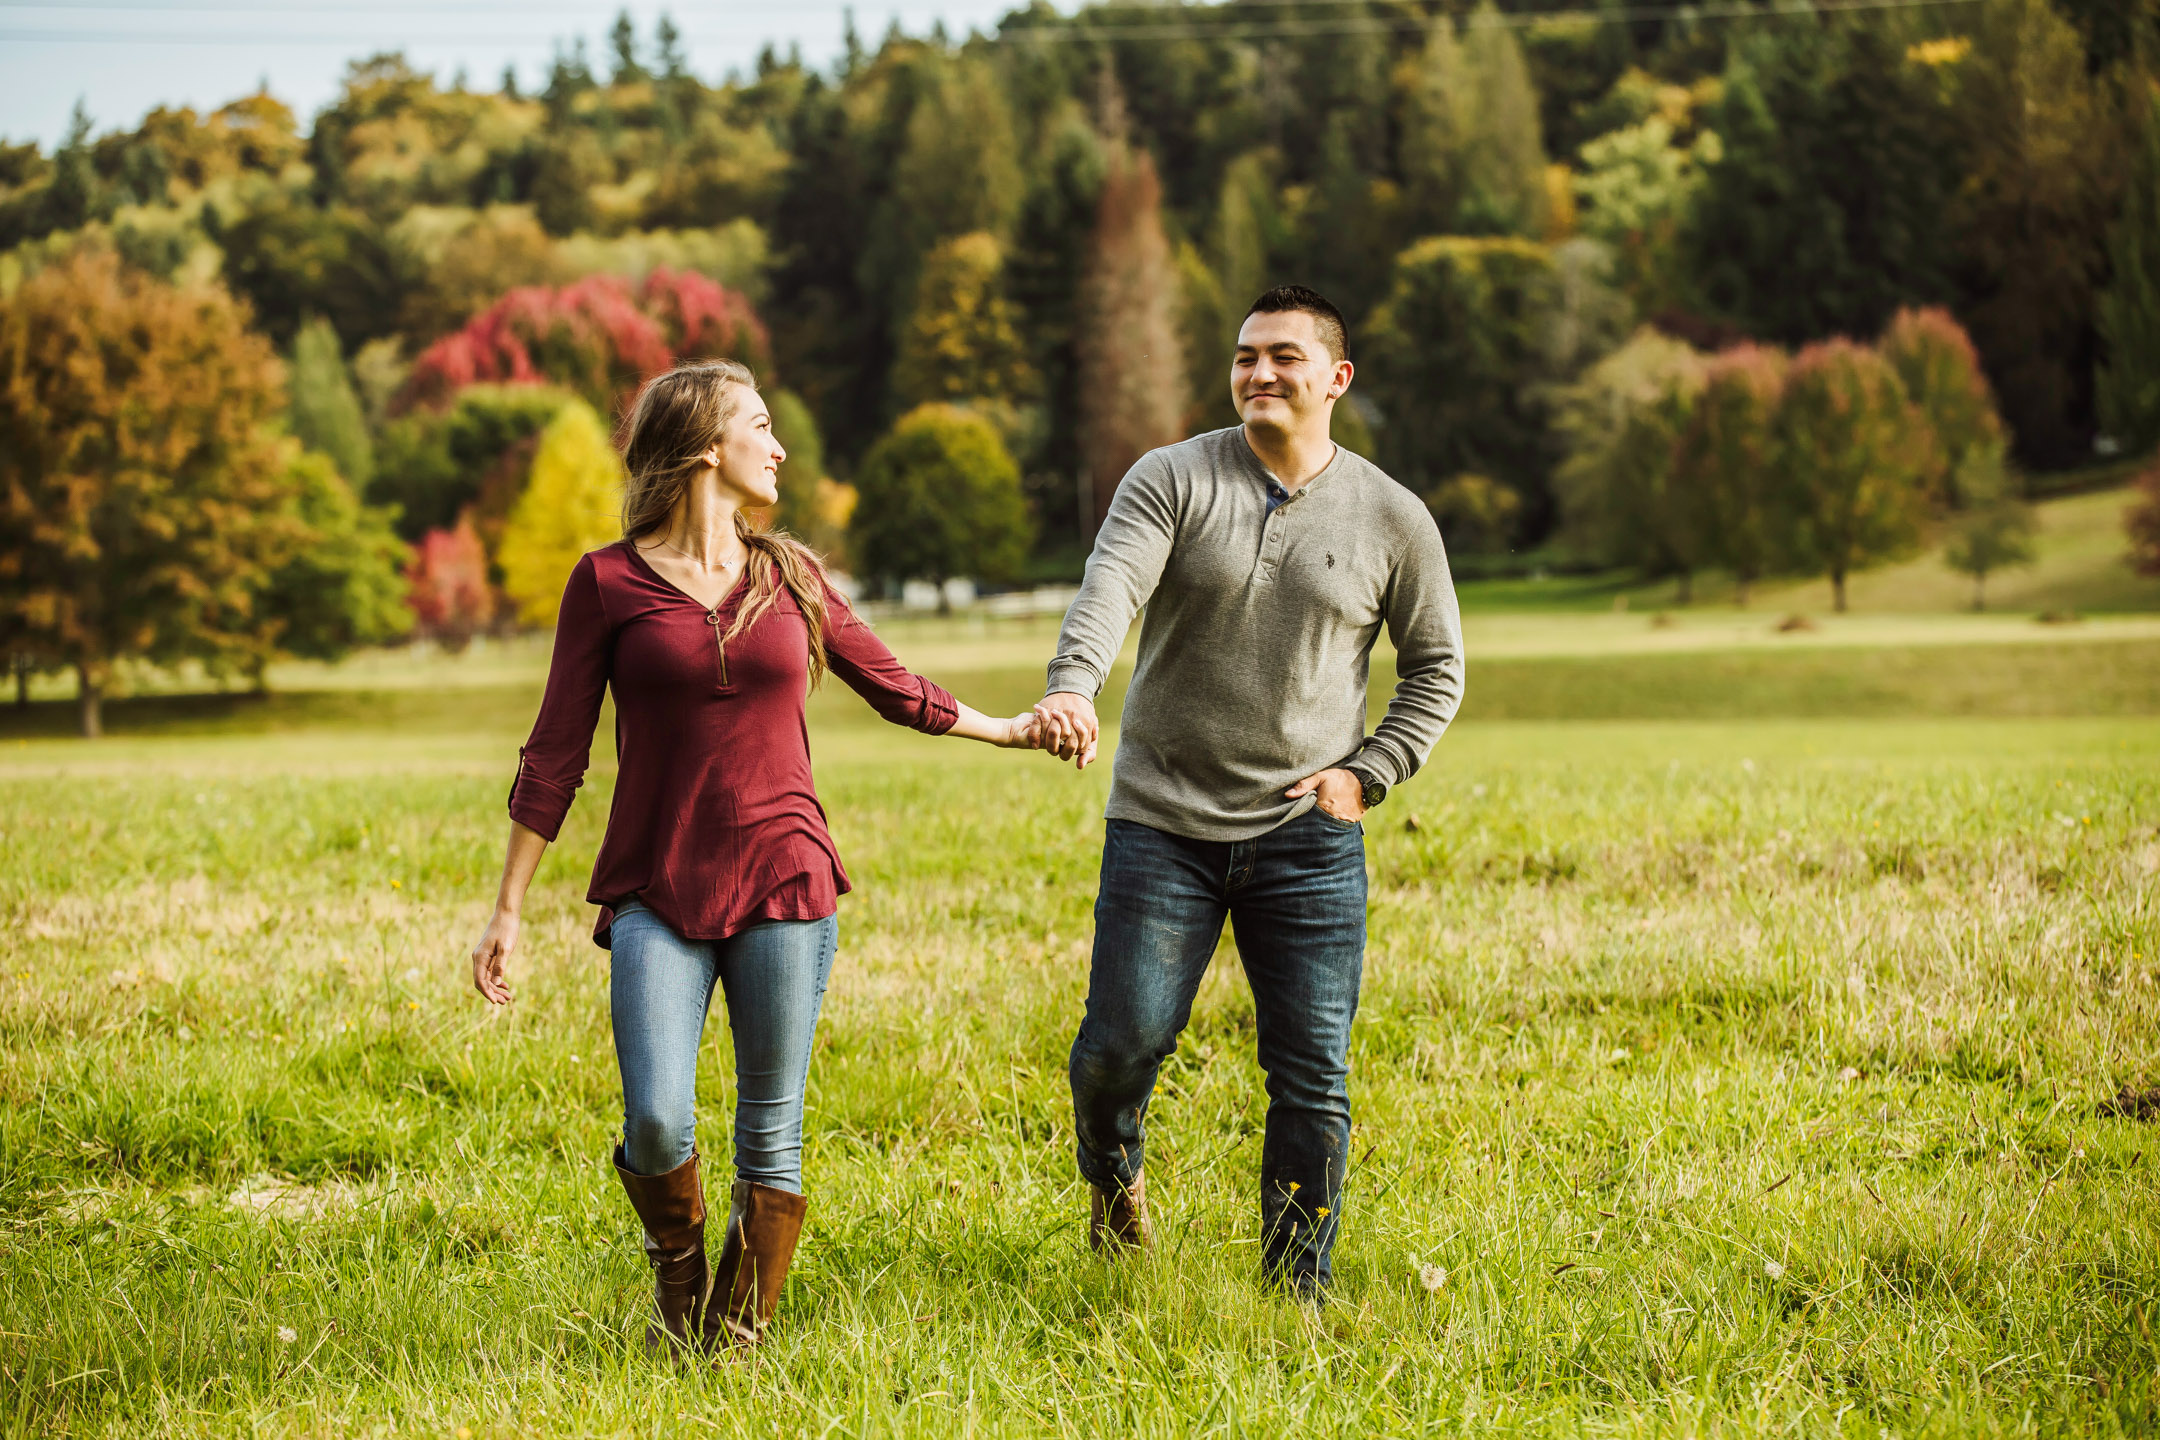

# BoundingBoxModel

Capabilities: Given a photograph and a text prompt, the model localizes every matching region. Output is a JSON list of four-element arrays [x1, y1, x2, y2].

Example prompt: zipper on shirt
[[706, 609, 729, 685]]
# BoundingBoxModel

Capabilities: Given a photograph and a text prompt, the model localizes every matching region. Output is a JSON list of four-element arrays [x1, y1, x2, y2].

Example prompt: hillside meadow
[[2, 564, 2158, 1435]]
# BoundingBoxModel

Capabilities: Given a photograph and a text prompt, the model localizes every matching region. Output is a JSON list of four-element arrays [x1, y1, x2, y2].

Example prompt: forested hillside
[[1, 0, 2155, 588]]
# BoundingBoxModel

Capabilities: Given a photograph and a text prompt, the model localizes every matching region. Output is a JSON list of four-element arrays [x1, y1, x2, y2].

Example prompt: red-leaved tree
[[1877, 307, 2006, 507], [398, 268, 769, 416], [404, 515, 494, 652]]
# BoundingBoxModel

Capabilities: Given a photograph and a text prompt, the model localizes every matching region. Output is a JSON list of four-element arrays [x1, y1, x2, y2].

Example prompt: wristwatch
[[1346, 766, 1388, 811]]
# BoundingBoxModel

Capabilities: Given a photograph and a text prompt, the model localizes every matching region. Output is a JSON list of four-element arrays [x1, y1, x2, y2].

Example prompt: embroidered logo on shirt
[[1326, 552, 1336, 569]]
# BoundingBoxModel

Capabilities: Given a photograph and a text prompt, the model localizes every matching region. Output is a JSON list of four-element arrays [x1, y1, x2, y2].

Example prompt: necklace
[[653, 535, 743, 571]]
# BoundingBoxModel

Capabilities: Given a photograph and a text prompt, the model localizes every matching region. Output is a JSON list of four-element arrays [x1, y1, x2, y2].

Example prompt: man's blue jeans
[[1069, 806, 1368, 1292], [610, 899, 838, 1192]]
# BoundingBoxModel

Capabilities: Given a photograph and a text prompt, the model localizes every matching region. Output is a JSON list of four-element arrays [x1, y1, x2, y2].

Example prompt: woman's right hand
[[471, 908, 519, 1005], [999, 711, 1044, 749]]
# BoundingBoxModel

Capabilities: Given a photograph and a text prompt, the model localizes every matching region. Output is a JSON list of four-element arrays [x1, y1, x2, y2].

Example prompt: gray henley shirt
[[1046, 425, 1466, 841]]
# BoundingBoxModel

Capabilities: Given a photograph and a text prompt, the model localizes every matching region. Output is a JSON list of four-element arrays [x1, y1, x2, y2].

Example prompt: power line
[[995, 0, 1986, 42]]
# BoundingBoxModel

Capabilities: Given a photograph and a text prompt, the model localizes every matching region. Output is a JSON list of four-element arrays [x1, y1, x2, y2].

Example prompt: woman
[[467, 359, 1040, 1356]]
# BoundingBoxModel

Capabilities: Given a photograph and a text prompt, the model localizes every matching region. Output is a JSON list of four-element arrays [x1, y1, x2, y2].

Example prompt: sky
[[0, 0, 1031, 147]]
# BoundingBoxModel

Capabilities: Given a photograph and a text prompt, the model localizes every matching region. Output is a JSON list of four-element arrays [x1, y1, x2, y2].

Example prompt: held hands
[[1031, 692, 1099, 771], [996, 711, 1043, 749], [1286, 767, 1366, 823], [470, 909, 518, 1005]]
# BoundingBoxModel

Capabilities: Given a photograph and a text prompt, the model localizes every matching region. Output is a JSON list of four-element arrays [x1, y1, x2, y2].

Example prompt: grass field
[[4, 598, 2160, 1435]]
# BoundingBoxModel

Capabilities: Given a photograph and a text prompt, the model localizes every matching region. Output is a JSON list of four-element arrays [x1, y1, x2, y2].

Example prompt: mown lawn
[[2, 636, 2157, 1436]]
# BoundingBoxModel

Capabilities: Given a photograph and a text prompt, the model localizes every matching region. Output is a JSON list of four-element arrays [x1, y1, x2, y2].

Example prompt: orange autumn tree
[[1075, 143, 1188, 527], [0, 249, 299, 734]]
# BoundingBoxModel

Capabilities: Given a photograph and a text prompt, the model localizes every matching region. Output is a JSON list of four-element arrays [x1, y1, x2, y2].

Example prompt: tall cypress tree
[[2099, 91, 2160, 456], [287, 317, 375, 490]]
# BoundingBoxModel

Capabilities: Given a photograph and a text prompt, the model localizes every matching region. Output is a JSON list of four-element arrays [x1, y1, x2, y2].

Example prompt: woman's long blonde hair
[[619, 360, 835, 685]]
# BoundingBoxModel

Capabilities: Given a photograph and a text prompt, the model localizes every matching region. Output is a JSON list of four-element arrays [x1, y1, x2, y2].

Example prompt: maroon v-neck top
[[508, 541, 959, 947]]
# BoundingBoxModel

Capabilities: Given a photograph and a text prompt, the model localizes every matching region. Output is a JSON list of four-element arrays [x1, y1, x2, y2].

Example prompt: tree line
[[2, 0, 2157, 731]]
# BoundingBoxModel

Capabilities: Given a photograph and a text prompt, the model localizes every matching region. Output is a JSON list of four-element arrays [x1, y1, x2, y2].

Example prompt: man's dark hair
[[1244, 285, 1350, 364]]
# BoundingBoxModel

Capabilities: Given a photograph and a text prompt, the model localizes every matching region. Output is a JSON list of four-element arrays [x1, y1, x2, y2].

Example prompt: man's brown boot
[[702, 1179, 809, 1349], [1089, 1171, 1150, 1253], [612, 1147, 710, 1355]]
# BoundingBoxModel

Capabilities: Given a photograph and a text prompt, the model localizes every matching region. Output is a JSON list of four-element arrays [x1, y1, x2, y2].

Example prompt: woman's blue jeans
[[609, 899, 838, 1192]]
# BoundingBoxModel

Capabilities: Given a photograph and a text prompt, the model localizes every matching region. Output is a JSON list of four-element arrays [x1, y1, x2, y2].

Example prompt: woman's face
[[705, 386, 786, 508]]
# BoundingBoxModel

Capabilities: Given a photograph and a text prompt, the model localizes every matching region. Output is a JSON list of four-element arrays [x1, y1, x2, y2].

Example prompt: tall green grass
[[3, 683, 2157, 1435]]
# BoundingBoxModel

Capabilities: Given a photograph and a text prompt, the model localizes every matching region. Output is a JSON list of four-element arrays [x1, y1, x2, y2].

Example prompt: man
[[1034, 285, 1464, 1299]]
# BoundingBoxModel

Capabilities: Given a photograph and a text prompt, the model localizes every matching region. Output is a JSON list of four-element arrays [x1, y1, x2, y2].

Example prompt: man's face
[[1233, 310, 1352, 434]]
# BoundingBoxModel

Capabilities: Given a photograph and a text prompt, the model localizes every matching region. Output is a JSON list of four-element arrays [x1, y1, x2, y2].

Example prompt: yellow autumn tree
[[497, 398, 624, 626], [893, 231, 1035, 410]]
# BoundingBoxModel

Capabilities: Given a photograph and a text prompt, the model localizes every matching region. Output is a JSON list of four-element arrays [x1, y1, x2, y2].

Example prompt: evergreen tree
[[1366, 236, 1573, 525], [880, 55, 1024, 332], [1005, 97, 1110, 549], [1775, 340, 1935, 612], [2098, 91, 2160, 456], [1684, 18, 1956, 347], [1212, 152, 1280, 337], [609, 10, 646, 84], [848, 404, 1034, 593], [767, 74, 887, 465], [42, 103, 106, 237], [765, 386, 854, 565], [1458, 5, 1551, 238], [216, 198, 411, 350], [1400, 7, 1549, 240], [655, 14, 688, 82], [287, 317, 375, 490], [497, 400, 625, 626], [1949, 0, 2124, 466], [1399, 18, 1471, 238]]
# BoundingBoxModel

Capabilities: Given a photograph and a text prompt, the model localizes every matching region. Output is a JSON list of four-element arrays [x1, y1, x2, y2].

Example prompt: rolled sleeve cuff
[[916, 682, 959, 736], [507, 756, 576, 841], [1044, 660, 1101, 700]]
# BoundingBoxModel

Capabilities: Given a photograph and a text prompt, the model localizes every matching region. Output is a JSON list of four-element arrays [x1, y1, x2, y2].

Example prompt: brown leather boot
[[1089, 1170, 1150, 1253], [612, 1147, 709, 1355], [702, 1179, 808, 1349]]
